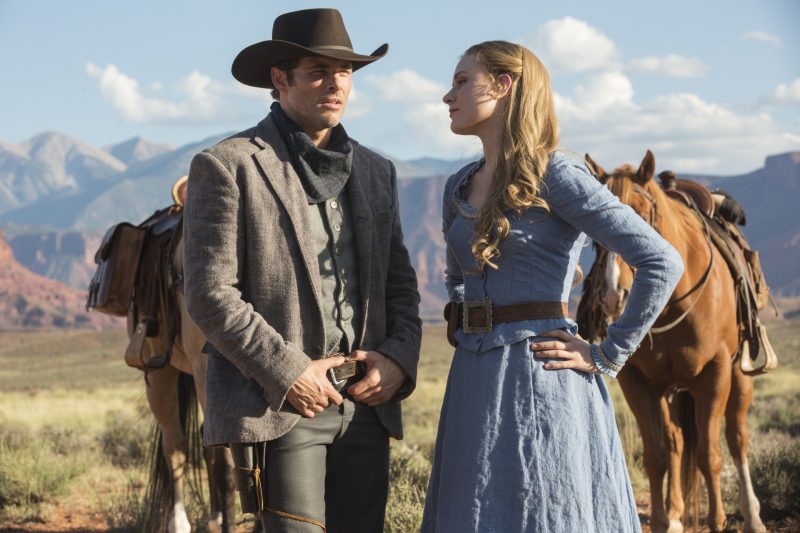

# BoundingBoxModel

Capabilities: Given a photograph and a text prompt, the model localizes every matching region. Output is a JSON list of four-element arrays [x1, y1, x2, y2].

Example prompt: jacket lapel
[[347, 151, 373, 345], [252, 115, 323, 315]]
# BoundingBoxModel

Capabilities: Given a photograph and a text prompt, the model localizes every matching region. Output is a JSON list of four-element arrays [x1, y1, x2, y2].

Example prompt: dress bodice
[[442, 152, 683, 368]]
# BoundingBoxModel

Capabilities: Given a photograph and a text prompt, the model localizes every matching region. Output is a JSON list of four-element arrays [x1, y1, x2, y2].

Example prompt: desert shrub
[[0, 422, 34, 450], [748, 431, 800, 520], [0, 425, 90, 510], [99, 411, 151, 468], [39, 424, 95, 456], [385, 442, 431, 532], [751, 393, 800, 436], [104, 479, 147, 532]]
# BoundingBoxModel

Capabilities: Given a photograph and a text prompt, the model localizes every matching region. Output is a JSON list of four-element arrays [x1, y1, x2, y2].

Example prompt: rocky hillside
[[5, 229, 101, 289], [0, 229, 120, 330]]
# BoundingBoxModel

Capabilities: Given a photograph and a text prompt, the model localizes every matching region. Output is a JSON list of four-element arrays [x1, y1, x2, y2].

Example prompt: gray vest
[[308, 191, 362, 356]]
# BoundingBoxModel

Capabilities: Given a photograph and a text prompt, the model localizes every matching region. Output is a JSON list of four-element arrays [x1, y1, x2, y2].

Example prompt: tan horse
[[580, 151, 766, 533], [127, 180, 241, 533]]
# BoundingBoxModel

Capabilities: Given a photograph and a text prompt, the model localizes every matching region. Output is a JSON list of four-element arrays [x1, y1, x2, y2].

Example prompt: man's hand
[[286, 356, 346, 417], [346, 350, 407, 407]]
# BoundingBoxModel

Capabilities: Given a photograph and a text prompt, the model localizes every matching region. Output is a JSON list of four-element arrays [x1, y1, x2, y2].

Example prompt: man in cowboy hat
[[183, 8, 421, 532]]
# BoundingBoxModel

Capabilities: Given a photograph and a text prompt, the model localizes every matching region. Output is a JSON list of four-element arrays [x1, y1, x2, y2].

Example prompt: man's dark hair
[[270, 58, 300, 100]]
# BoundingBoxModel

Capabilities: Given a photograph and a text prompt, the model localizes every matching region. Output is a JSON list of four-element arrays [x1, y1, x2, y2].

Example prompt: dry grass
[[1, 320, 798, 530]]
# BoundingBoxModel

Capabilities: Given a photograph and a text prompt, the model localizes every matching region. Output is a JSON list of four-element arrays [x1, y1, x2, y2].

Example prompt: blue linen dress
[[420, 152, 684, 533]]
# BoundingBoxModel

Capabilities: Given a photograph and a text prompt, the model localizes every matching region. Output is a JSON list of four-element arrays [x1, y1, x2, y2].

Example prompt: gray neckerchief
[[270, 102, 353, 204]]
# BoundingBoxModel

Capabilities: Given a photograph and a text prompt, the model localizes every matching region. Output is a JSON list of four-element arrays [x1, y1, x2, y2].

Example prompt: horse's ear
[[584, 154, 608, 183], [634, 150, 656, 185]]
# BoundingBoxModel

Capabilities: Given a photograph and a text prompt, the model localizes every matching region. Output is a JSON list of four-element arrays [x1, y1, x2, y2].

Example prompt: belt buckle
[[331, 361, 357, 382], [324, 352, 358, 386], [462, 299, 492, 333]]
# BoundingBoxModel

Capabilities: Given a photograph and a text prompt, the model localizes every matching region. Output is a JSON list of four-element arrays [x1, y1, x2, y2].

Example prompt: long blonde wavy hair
[[466, 41, 560, 270]]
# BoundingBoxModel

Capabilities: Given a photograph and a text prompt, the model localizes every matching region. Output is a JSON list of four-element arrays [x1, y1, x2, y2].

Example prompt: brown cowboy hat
[[231, 8, 388, 89]]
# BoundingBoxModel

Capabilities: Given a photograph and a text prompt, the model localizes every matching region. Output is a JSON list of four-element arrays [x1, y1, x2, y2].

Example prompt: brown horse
[[126, 184, 240, 533], [580, 151, 767, 533]]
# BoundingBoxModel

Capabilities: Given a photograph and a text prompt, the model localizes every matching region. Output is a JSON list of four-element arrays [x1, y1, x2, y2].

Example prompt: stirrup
[[739, 323, 778, 375]]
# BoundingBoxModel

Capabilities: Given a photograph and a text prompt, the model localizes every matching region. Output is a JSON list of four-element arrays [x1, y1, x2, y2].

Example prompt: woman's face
[[443, 54, 503, 136]]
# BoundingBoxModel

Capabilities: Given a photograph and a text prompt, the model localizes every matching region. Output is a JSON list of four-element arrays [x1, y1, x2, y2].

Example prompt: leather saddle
[[658, 172, 777, 375], [124, 179, 186, 371]]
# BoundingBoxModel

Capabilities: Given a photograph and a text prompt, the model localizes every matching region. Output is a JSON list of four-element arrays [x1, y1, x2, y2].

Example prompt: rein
[[631, 184, 715, 335], [650, 214, 714, 334]]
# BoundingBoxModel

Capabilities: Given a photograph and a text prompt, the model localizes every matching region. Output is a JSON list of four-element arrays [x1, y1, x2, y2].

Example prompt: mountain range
[[0, 131, 798, 321]]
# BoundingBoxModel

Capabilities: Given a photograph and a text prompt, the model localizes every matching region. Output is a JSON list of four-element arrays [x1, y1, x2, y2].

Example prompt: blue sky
[[1, 0, 798, 174]]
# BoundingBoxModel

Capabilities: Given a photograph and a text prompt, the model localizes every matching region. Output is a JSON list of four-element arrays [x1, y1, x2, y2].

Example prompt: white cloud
[[345, 86, 373, 118], [742, 31, 782, 48], [354, 62, 798, 173], [559, 90, 799, 174], [627, 54, 709, 78], [572, 71, 635, 116], [364, 69, 447, 103], [532, 17, 618, 73], [767, 78, 800, 105], [86, 62, 264, 124], [363, 69, 474, 155]]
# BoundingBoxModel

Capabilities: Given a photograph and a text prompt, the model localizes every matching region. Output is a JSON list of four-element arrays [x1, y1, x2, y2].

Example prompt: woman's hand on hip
[[531, 330, 600, 375]]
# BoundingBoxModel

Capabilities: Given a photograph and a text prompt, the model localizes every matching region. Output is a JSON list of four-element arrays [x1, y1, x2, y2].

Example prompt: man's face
[[272, 56, 353, 136]]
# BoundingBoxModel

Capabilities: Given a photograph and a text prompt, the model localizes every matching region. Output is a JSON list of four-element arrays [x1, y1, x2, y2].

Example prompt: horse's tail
[[143, 371, 205, 531], [675, 390, 701, 529]]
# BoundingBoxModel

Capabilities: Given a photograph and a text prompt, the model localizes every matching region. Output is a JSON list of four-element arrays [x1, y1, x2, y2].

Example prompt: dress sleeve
[[442, 172, 465, 303], [545, 160, 684, 378]]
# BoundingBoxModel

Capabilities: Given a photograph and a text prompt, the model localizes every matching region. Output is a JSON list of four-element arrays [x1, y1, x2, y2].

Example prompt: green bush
[[104, 478, 147, 532], [99, 411, 151, 468], [384, 442, 431, 532], [748, 431, 800, 520], [39, 424, 95, 456], [0, 425, 90, 510], [751, 393, 800, 436]]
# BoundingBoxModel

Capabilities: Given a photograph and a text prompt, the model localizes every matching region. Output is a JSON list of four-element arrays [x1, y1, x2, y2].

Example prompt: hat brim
[[232, 40, 388, 89]]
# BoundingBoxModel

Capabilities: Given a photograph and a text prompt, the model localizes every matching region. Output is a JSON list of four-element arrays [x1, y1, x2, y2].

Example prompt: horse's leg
[[725, 365, 766, 533], [618, 366, 674, 533], [690, 356, 732, 532], [205, 446, 236, 533], [184, 326, 236, 533], [663, 393, 687, 531], [193, 367, 235, 533], [147, 364, 192, 533]]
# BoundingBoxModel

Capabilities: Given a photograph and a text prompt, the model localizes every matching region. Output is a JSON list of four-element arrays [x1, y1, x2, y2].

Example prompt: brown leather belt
[[444, 299, 569, 346]]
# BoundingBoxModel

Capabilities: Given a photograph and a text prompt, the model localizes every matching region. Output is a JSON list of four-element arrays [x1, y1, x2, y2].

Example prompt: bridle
[[631, 184, 659, 229]]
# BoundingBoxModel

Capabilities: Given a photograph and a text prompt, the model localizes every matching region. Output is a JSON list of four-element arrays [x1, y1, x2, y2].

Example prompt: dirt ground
[[2, 492, 798, 532]]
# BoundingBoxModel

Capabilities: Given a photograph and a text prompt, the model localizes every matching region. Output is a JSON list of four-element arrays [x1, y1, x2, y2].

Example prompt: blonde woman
[[421, 41, 684, 532]]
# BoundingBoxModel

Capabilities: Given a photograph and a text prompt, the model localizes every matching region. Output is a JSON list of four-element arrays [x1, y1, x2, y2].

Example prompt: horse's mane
[[605, 166, 701, 250]]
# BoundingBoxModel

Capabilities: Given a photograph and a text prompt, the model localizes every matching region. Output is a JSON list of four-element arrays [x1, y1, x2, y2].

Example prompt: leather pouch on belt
[[229, 442, 266, 515], [444, 301, 459, 348]]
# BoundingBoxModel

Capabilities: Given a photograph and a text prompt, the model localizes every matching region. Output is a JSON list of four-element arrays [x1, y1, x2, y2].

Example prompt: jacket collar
[[252, 114, 374, 347]]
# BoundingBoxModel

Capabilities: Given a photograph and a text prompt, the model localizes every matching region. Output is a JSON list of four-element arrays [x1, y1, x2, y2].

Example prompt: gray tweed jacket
[[183, 113, 421, 446]]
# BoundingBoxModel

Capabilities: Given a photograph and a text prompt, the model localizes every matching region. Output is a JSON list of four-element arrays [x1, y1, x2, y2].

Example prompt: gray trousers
[[261, 397, 390, 532]]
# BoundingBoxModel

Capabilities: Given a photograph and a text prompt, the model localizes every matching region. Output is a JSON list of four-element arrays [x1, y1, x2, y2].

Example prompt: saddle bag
[[710, 188, 747, 226], [86, 223, 147, 316]]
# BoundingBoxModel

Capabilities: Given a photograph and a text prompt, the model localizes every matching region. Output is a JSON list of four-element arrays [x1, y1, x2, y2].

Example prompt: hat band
[[309, 45, 355, 52]]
